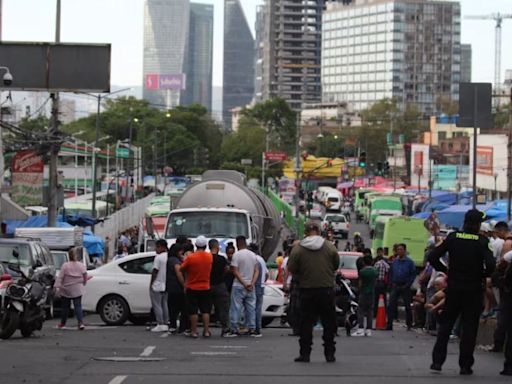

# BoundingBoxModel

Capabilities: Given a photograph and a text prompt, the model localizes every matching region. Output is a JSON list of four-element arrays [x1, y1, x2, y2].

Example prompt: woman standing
[[55, 247, 88, 330], [166, 243, 189, 333]]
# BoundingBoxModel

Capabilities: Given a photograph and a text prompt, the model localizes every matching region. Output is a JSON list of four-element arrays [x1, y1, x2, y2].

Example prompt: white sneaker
[[161, 324, 169, 332], [364, 329, 372, 337], [351, 329, 365, 337], [150, 325, 167, 332]]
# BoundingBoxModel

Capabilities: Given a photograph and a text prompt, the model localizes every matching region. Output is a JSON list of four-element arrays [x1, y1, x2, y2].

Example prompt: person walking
[[149, 239, 169, 332], [353, 254, 378, 336], [55, 247, 88, 330], [288, 221, 339, 363], [386, 243, 416, 331], [224, 236, 259, 338], [180, 235, 213, 338], [209, 239, 230, 336], [429, 209, 495, 375], [166, 243, 189, 334]]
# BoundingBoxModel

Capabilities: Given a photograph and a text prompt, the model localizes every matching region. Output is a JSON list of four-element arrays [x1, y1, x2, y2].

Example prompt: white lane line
[[108, 375, 127, 384], [140, 346, 156, 357], [210, 345, 248, 349], [191, 351, 237, 356]]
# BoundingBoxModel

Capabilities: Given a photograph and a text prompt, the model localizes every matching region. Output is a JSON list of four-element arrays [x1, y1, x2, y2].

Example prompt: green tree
[[221, 115, 265, 167]]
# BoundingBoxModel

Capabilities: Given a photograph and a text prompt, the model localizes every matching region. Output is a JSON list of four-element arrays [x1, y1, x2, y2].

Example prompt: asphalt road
[[0, 315, 507, 384]]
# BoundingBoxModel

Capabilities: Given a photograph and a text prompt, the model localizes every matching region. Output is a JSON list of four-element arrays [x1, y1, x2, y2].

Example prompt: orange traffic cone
[[375, 294, 387, 330]]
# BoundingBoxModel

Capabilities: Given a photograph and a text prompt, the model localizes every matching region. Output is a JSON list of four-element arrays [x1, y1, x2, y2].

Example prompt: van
[[325, 190, 342, 212]]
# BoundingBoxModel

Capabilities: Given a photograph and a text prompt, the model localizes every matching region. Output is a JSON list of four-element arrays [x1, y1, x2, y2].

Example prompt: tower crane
[[465, 13, 512, 95]]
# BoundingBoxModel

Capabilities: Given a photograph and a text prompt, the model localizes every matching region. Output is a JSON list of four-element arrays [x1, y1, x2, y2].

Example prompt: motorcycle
[[334, 273, 358, 336], [0, 257, 54, 339]]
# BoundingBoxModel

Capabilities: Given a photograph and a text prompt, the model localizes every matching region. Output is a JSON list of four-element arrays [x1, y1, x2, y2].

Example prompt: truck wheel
[[98, 295, 130, 326], [0, 309, 19, 339]]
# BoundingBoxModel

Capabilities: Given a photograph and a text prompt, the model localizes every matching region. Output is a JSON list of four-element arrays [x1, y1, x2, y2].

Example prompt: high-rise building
[[322, 0, 461, 115], [183, 3, 214, 111], [223, 0, 255, 130], [258, 0, 333, 111], [143, 0, 213, 111], [460, 44, 472, 83], [253, 5, 265, 104]]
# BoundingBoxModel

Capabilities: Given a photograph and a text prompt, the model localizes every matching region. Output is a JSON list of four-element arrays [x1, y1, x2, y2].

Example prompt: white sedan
[[82, 252, 286, 326]]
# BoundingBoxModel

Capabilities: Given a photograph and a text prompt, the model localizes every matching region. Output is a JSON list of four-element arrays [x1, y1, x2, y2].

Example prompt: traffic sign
[[264, 151, 288, 161], [116, 148, 129, 158]]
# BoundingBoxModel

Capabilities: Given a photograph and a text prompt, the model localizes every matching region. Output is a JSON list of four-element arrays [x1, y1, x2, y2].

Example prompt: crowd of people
[[148, 235, 268, 338]]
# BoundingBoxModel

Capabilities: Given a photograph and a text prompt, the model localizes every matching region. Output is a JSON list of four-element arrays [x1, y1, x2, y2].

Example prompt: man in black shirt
[[209, 239, 230, 336], [428, 209, 495, 375]]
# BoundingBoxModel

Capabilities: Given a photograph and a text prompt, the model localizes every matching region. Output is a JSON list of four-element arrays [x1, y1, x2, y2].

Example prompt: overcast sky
[[2, 0, 512, 88]]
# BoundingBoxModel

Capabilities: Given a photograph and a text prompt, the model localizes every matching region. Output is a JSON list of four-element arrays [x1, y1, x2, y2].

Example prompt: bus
[[354, 189, 369, 220], [376, 216, 429, 267], [368, 197, 402, 230], [60, 200, 108, 218], [371, 215, 391, 253]]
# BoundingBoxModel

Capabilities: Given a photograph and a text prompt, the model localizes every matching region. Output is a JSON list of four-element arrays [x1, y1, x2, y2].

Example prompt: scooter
[[334, 273, 358, 336], [0, 258, 54, 339]]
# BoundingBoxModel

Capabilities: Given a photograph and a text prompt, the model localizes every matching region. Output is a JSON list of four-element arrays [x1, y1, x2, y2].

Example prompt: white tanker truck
[[164, 170, 281, 260]]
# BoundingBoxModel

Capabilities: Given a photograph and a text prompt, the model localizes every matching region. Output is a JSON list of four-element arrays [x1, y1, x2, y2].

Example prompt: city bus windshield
[[166, 211, 249, 239]]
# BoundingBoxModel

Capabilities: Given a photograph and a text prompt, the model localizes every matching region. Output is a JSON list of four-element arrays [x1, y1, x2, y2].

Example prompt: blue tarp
[[436, 204, 493, 229], [3, 216, 104, 256]]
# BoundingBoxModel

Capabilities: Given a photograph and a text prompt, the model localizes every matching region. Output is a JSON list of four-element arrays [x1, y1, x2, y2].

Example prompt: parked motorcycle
[[335, 273, 358, 336], [0, 255, 54, 339]]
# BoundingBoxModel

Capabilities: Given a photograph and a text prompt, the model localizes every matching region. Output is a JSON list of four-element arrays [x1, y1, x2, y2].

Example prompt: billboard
[[476, 146, 493, 175], [11, 150, 44, 206], [0, 42, 111, 92], [145, 74, 186, 91]]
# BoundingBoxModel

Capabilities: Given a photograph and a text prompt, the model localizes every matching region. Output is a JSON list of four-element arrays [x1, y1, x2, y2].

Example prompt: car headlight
[[264, 285, 283, 298]]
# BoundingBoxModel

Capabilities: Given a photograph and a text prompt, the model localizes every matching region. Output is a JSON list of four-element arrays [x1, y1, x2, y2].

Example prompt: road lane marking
[[140, 346, 156, 357], [191, 352, 237, 356], [108, 375, 127, 384], [210, 345, 248, 349], [94, 357, 165, 362]]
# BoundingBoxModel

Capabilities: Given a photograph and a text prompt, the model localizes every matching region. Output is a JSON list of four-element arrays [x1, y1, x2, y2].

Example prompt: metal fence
[[94, 193, 154, 259], [265, 189, 305, 239]]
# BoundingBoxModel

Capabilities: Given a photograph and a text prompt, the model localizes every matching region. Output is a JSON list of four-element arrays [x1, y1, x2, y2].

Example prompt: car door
[[117, 256, 155, 313]]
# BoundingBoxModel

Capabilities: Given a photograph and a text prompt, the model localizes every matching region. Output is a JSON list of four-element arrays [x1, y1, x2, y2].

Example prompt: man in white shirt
[[249, 243, 269, 337], [150, 239, 169, 332], [224, 236, 259, 337]]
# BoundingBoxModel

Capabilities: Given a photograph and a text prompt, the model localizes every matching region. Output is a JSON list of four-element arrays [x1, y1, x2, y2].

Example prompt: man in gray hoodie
[[288, 221, 339, 363]]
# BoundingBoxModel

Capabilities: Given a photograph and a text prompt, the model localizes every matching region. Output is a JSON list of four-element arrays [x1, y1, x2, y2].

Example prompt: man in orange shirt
[[180, 235, 213, 338]]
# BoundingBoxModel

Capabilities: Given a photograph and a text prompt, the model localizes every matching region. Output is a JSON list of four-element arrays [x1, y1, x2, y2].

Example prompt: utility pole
[[124, 119, 134, 204], [507, 87, 512, 221], [48, 0, 61, 227], [91, 94, 101, 220]]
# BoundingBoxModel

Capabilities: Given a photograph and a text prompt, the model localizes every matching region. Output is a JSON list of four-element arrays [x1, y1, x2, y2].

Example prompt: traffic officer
[[428, 209, 495, 375], [288, 221, 339, 363]]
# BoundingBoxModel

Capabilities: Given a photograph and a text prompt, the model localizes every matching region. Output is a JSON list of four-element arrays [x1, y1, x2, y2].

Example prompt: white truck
[[164, 170, 281, 259]]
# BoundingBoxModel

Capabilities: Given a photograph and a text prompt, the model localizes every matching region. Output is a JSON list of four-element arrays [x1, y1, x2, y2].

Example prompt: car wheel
[[98, 295, 130, 326], [261, 317, 274, 328]]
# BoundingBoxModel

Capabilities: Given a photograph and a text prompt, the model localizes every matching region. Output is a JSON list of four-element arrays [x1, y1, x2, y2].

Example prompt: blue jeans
[[60, 296, 84, 325], [230, 286, 256, 331], [255, 286, 264, 332]]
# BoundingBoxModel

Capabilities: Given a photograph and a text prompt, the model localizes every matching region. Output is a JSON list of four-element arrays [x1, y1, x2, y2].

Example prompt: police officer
[[428, 209, 495, 375], [288, 221, 339, 363]]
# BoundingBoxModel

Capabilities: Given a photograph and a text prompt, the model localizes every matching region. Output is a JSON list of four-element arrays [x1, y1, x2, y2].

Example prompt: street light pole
[[91, 94, 101, 219]]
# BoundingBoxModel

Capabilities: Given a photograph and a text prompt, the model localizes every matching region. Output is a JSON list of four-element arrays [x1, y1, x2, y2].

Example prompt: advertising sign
[[11, 150, 44, 206], [144, 74, 186, 91], [476, 146, 493, 175]]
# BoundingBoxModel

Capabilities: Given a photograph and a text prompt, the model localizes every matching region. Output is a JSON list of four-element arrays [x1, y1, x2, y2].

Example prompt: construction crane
[[465, 13, 512, 95]]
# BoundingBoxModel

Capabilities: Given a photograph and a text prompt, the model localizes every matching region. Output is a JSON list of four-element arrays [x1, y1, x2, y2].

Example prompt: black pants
[[211, 283, 229, 331], [387, 284, 412, 329], [494, 295, 507, 351], [288, 282, 302, 334], [298, 288, 336, 357], [167, 291, 189, 332], [374, 281, 387, 317], [502, 298, 512, 371], [432, 290, 483, 369]]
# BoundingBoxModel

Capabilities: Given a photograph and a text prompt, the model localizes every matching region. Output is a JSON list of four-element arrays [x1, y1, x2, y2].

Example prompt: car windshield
[[339, 255, 359, 270], [166, 211, 249, 238], [51, 252, 68, 270], [325, 215, 345, 223], [328, 197, 339, 202], [0, 244, 32, 267]]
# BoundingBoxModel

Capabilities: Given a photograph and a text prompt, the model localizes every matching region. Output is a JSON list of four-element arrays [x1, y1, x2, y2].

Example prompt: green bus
[[362, 192, 386, 223], [354, 189, 369, 220], [369, 197, 402, 231], [375, 216, 429, 267], [372, 215, 392, 253]]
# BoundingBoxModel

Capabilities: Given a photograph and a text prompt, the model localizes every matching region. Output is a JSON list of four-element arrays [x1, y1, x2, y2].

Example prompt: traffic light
[[377, 162, 383, 175], [358, 152, 366, 168]]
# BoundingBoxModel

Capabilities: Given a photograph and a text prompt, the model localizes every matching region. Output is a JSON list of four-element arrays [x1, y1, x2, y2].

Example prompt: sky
[[2, 0, 512, 88]]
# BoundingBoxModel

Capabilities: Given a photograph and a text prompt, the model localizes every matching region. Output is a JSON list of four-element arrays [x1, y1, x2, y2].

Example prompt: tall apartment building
[[258, 0, 333, 111], [143, 0, 213, 111], [253, 5, 265, 104], [322, 0, 461, 115], [223, 0, 255, 130], [460, 43, 472, 83]]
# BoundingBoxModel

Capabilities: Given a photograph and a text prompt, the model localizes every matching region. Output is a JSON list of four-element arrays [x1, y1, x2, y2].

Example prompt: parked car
[[322, 214, 350, 239], [337, 251, 362, 289], [83, 252, 286, 326]]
